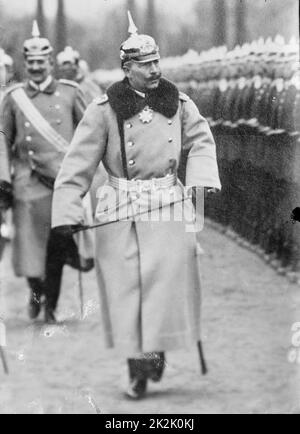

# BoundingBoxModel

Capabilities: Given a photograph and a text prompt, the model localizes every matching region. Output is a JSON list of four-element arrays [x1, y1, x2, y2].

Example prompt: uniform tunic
[[52, 78, 221, 354], [77, 75, 102, 104], [76, 74, 109, 213], [0, 78, 86, 277]]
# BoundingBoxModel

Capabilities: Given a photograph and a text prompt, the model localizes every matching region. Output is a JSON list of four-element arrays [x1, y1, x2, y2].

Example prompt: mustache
[[148, 74, 161, 81]]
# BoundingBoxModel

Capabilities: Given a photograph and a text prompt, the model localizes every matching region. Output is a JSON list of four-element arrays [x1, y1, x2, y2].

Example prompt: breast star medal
[[138, 106, 154, 124]]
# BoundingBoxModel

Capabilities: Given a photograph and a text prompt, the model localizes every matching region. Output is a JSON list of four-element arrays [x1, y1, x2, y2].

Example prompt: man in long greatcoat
[[56, 46, 108, 213], [52, 14, 221, 399], [0, 22, 93, 324], [56, 46, 102, 104]]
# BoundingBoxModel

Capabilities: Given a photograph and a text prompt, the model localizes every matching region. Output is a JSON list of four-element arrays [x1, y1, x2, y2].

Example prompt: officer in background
[[56, 46, 102, 103], [0, 22, 93, 324], [0, 49, 15, 243], [56, 46, 108, 211], [3, 51, 14, 86]]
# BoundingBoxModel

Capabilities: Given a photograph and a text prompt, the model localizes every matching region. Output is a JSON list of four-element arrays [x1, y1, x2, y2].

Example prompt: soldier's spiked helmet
[[57, 46, 80, 66], [0, 48, 13, 67], [120, 11, 160, 66], [23, 21, 53, 58]]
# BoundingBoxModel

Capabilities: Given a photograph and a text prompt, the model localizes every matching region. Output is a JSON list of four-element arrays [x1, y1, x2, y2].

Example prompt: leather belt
[[108, 174, 177, 192]]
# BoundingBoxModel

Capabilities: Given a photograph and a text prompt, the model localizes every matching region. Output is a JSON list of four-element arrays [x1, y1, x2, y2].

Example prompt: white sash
[[11, 87, 69, 153]]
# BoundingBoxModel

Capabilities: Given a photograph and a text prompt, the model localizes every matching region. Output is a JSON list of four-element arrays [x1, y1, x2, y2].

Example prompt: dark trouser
[[128, 353, 165, 382], [28, 232, 79, 312], [27, 277, 44, 301]]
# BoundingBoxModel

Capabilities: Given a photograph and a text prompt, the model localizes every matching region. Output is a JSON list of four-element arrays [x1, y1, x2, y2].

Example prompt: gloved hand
[[0, 181, 13, 211], [51, 224, 86, 238], [204, 187, 220, 198], [189, 186, 220, 207]]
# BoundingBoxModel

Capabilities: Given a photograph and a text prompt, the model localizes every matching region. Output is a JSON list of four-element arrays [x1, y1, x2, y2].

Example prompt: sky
[[1, 0, 196, 21]]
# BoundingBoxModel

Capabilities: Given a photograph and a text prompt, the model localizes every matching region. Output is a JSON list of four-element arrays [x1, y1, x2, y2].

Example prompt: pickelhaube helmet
[[0, 48, 13, 67], [285, 36, 299, 60], [273, 34, 286, 61], [57, 46, 80, 66], [120, 11, 160, 65], [23, 21, 53, 58], [4, 53, 13, 67]]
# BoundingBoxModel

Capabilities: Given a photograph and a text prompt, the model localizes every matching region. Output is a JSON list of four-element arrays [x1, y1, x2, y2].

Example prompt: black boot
[[43, 232, 65, 324], [146, 353, 166, 383], [126, 359, 148, 400], [44, 306, 57, 325], [27, 278, 44, 320]]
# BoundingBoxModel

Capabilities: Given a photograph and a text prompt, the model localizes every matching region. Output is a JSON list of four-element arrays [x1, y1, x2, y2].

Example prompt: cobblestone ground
[[0, 226, 299, 414]]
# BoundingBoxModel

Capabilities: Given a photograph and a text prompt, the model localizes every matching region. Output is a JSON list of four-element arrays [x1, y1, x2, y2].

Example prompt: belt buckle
[[142, 180, 152, 192]]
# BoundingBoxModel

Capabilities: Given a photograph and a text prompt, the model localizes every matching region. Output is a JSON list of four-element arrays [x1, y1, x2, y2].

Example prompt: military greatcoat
[[0, 78, 86, 277], [52, 78, 221, 355]]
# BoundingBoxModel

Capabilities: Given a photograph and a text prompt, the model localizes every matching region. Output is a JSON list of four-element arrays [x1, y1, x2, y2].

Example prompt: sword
[[72, 196, 191, 234], [197, 341, 208, 375], [0, 316, 8, 375], [0, 346, 9, 375], [73, 232, 84, 320]]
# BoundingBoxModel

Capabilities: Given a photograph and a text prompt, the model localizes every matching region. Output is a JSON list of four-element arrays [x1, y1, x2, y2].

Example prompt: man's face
[[58, 61, 78, 81], [125, 59, 162, 92], [25, 56, 53, 84]]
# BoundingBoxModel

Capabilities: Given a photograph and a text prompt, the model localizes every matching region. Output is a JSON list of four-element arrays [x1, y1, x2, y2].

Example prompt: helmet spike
[[128, 11, 138, 35], [32, 20, 40, 38], [121, 11, 159, 65], [23, 20, 53, 57]]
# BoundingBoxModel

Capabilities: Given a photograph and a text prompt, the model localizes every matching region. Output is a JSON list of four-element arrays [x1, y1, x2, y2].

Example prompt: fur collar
[[107, 77, 179, 120]]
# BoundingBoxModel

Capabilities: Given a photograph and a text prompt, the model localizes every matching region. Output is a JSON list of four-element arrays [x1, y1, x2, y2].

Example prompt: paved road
[[0, 227, 299, 414]]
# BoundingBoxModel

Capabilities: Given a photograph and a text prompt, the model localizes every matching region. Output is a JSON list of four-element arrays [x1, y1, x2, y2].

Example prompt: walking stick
[[78, 268, 84, 320], [0, 316, 8, 375], [74, 233, 84, 320], [197, 340, 208, 375], [0, 346, 9, 375]]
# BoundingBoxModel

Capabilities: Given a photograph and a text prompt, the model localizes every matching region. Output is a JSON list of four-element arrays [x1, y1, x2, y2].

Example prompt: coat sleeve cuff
[[0, 180, 13, 208]]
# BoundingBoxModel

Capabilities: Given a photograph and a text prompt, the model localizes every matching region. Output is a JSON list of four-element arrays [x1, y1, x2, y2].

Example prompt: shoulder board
[[4, 83, 24, 96], [94, 94, 109, 105], [59, 79, 79, 88], [179, 92, 190, 102]]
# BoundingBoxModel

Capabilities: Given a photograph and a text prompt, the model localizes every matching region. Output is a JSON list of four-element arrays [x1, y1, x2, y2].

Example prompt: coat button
[[55, 91, 60, 97], [127, 141, 134, 147], [168, 120, 173, 125], [168, 138, 173, 143], [126, 123, 133, 129], [55, 104, 61, 110], [25, 122, 31, 128], [128, 160, 135, 166], [56, 119, 62, 125], [28, 150, 34, 156], [25, 136, 32, 142]]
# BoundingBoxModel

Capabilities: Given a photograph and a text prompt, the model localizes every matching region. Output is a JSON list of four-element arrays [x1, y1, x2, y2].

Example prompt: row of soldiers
[[163, 35, 299, 137], [164, 36, 300, 271]]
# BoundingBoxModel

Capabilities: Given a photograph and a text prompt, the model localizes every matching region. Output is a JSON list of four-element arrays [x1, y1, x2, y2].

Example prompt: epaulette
[[179, 92, 190, 102], [59, 79, 79, 88], [94, 94, 109, 105], [4, 82, 24, 96]]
